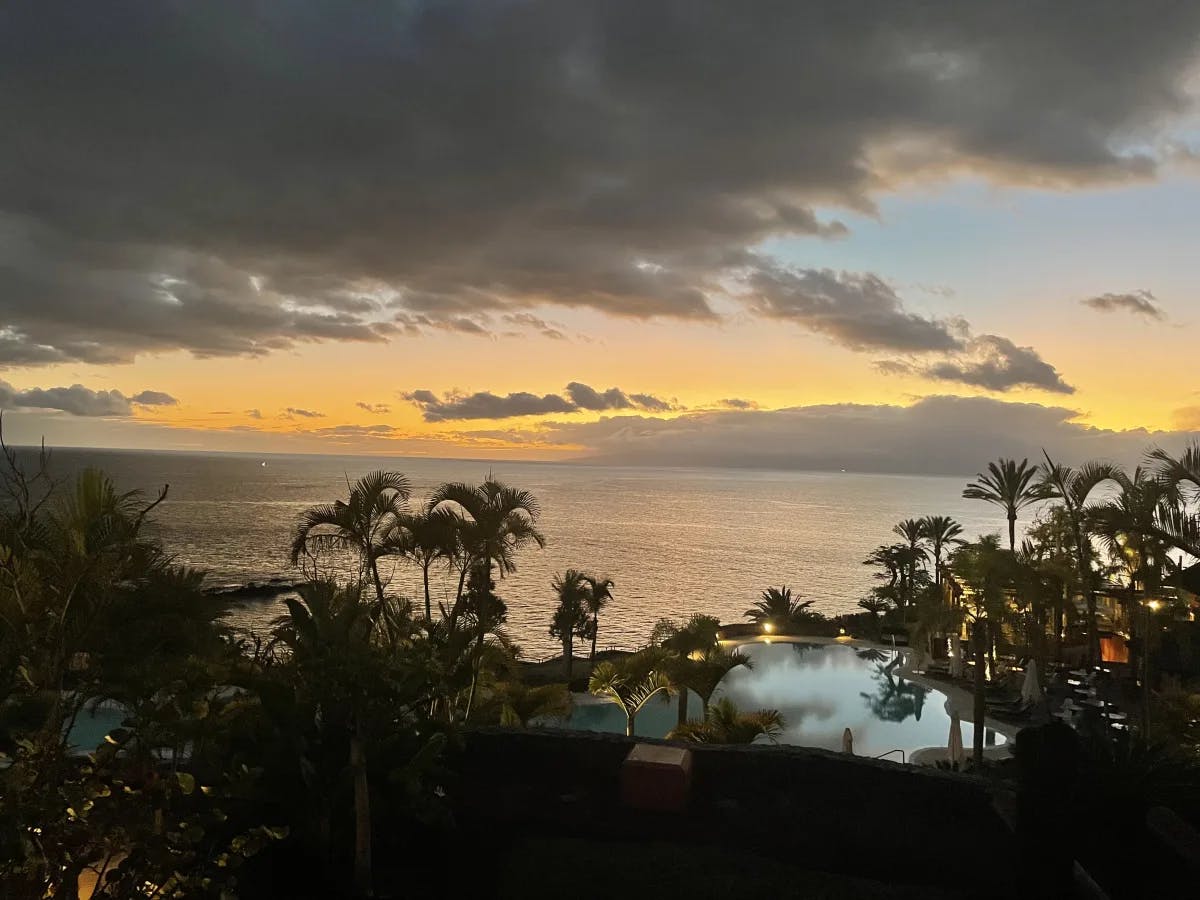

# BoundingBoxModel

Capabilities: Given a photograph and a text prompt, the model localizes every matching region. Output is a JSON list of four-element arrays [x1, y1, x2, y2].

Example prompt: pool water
[[66, 703, 128, 754], [562, 642, 1005, 757]]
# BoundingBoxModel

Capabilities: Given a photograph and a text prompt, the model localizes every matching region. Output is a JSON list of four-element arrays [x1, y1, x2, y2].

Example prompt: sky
[[1, 2, 1199, 473]]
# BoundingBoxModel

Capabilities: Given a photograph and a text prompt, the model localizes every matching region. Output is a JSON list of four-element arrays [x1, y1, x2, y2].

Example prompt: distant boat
[[261, 461, 267, 467]]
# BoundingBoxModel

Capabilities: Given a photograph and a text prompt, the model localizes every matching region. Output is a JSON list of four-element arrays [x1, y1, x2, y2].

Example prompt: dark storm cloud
[[404, 382, 676, 421], [0, 2, 1196, 365], [131, 390, 178, 406], [533, 396, 1184, 475], [879, 335, 1075, 394], [0, 381, 174, 416], [1081, 290, 1166, 320]]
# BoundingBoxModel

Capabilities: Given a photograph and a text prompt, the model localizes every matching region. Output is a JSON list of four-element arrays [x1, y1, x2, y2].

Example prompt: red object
[[620, 743, 693, 811]]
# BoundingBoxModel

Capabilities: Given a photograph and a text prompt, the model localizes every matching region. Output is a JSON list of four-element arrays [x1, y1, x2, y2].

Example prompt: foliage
[[669, 697, 783, 744], [743, 586, 824, 633], [588, 655, 671, 737]]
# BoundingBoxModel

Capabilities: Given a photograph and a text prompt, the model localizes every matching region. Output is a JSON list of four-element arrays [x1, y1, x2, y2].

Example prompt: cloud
[[500, 313, 568, 340], [284, 407, 324, 419], [246, 408, 263, 419], [1, 3, 1197, 364], [404, 382, 676, 421], [1081, 290, 1166, 320], [920, 335, 1074, 393], [740, 265, 965, 352], [403, 389, 577, 423], [878, 335, 1074, 394], [530, 396, 1187, 475], [311, 424, 397, 437], [131, 390, 178, 406], [0, 380, 130, 416], [356, 402, 391, 414], [718, 398, 760, 410]]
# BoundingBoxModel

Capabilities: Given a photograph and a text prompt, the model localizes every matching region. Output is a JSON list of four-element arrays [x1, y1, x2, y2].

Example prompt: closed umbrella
[[1021, 659, 1041, 704], [948, 711, 964, 767], [842, 727, 854, 755], [949, 635, 964, 678]]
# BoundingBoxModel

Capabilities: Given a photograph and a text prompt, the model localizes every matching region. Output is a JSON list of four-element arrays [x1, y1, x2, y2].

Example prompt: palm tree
[[429, 479, 544, 720], [290, 470, 412, 608], [857, 596, 892, 640], [581, 574, 615, 661], [744, 586, 816, 632], [384, 509, 459, 621], [680, 647, 752, 715], [920, 515, 964, 586], [1149, 440, 1200, 494], [496, 682, 572, 727], [1038, 454, 1119, 664], [427, 478, 546, 623], [588, 660, 671, 737], [893, 518, 931, 606], [963, 458, 1049, 551], [949, 535, 1014, 766], [548, 570, 590, 681], [669, 697, 783, 744], [272, 582, 381, 897]]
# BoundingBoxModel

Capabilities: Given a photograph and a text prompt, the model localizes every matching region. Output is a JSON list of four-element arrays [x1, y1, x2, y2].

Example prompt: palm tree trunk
[[422, 563, 432, 621], [973, 620, 987, 766], [677, 687, 688, 727], [590, 614, 599, 661], [1008, 514, 1017, 553], [350, 726, 372, 897], [626, 713, 635, 737], [564, 634, 573, 681], [1086, 589, 1099, 665]]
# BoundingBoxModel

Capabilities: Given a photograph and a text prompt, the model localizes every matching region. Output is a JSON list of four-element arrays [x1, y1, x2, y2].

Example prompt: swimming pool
[[559, 641, 1006, 757]]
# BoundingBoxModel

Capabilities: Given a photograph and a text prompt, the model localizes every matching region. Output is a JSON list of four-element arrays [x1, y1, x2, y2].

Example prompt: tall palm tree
[[963, 458, 1049, 551], [429, 478, 545, 719], [272, 582, 380, 897], [290, 470, 412, 608], [894, 518, 929, 604], [588, 661, 671, 737], [549, 569, 589, 681], [949, 535, 1013, 765], [581, 574, 615, 661], [427, 478, 546, 623], [744, 585, 816, 632], [384, 509, 459, 621], [669, 697, 783, 744], [1038, 454, 1119, 664], [920, 515, 964, 586]]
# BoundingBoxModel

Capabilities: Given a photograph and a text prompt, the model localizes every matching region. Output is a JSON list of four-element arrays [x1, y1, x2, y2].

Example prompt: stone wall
[[448, 727, 1015, 894]]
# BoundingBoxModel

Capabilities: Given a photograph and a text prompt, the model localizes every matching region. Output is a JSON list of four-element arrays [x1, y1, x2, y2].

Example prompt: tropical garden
[[4, 424, 1200, 897]]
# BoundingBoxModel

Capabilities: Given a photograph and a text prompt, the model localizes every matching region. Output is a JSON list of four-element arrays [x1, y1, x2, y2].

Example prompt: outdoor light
[[839, 627, 846, 636], [763, 621, 775, 634], [1147, 599, 1162, 612]]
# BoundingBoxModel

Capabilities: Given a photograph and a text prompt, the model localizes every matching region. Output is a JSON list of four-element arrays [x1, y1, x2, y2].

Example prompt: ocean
[[33, 448, 1016, 658]]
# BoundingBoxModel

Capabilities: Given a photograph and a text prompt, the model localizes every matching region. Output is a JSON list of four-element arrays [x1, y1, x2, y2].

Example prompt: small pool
[[561, 642, 1006, 757], [66, 703, 128, 754]]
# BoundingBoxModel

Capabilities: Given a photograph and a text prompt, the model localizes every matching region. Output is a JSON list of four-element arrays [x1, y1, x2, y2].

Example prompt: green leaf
[[175, 771, 196, 795]]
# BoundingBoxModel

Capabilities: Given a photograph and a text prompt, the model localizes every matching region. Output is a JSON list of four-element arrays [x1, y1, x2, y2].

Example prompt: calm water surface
[[564, 642, 1006, 756], [40, 449, 1017, 657]]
